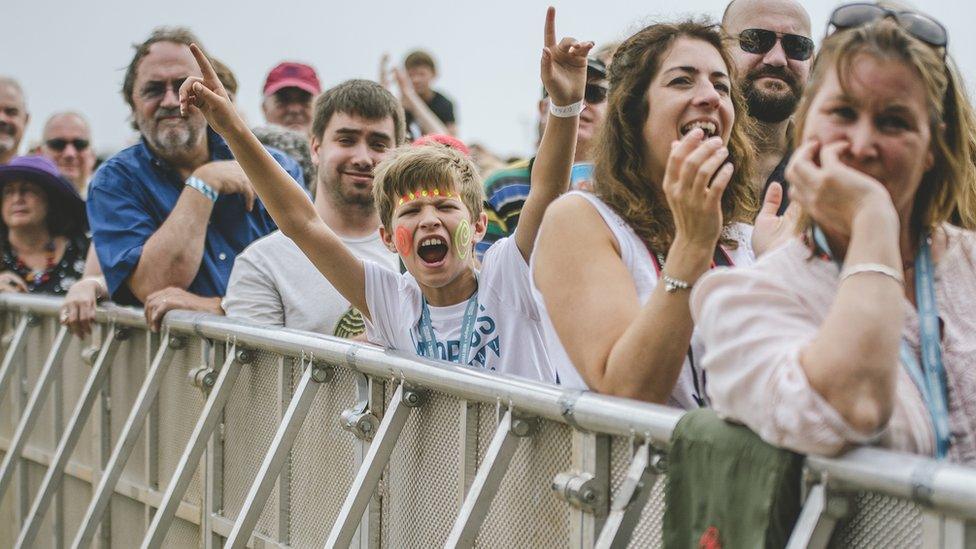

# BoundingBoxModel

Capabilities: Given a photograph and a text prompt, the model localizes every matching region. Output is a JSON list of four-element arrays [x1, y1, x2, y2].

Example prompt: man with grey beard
[[723, 0, 813, 213], [85, 27, 302, 329], [0, 77, 29, 165]]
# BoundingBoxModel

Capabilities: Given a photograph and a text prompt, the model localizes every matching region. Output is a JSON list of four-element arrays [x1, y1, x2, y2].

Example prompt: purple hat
[[0, 156, 87, 234]]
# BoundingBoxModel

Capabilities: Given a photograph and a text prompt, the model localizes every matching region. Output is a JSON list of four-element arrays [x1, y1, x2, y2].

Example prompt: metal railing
[[0, 293, 973, 548]]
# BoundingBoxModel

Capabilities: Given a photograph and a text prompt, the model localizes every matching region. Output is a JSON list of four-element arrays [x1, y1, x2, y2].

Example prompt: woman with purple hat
[[0, 156, 89, 295]]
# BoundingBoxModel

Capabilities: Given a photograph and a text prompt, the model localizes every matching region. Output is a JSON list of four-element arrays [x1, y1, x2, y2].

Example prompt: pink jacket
[[690, 225, 976, 464]]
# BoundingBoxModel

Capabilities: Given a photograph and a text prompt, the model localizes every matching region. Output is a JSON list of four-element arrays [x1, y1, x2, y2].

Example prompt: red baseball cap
[[263, 62, 321, 97]]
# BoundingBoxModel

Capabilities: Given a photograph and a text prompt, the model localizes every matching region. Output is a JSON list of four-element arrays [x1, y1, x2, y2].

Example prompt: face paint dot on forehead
[[395, 226, 413, 257], [398, 188, 459, 206], [453, 218, 472, 260]]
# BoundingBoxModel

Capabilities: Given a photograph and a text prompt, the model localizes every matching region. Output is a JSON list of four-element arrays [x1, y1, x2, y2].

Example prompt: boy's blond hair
[[372, 145, 485, 233]]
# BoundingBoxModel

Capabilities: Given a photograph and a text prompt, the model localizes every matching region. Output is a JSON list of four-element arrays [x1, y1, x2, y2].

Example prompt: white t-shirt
[[223, 230, 398, 336], [363, 236, 555, 383], [530, 191, 755, 409]]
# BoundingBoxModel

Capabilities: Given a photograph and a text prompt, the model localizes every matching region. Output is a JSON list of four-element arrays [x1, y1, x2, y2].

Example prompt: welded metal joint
[[402, 387, 428, 408], [25, 313, 40, 327], [235, 348, 256, 364], [168, 335, 187, 350], [310, 361, 335, 383], [190, 366, 218, 390], [552, 471, 607, 514], [649, 450, 667, 475], [341, 409, 381, 441], [81, 346, 101, 366], [510, 415, 539, 438], [114, 326, 132, 341]]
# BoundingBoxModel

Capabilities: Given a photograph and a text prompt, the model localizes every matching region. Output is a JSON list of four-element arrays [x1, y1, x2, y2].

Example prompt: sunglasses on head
[[827, 3, 948, 50], [45, 138, 90, 152], [738, 29, 815, 61]]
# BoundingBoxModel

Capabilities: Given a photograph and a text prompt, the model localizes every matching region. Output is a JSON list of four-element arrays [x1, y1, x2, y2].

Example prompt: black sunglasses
[[584, 83, 608, 104], [827, 3, 948, 50], [45, 138, 90, 152], [738, 28, 815, 61]]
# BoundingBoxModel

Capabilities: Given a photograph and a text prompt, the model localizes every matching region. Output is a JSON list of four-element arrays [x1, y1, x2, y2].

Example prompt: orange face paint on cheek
[[395, 226, 413, 257]]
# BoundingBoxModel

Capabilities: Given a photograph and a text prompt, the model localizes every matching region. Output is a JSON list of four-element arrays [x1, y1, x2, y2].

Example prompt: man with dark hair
[[723, 0, 812, 212], [478, 57, 608, 260], [40, 112, 96, 196], [86, 27, 302, 329], [223, 80, 403, 335], [261, 61, 321, 135], [0, 77, 29, 165], [402, 49, 457, 136]]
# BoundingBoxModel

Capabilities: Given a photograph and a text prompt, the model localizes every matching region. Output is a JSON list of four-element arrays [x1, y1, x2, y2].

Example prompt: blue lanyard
[[417, 290, 480, 365], [813, 227, 950, 458]]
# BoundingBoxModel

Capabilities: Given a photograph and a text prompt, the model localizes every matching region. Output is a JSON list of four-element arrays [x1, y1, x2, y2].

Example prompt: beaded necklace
[[8, 240, 57, 291]]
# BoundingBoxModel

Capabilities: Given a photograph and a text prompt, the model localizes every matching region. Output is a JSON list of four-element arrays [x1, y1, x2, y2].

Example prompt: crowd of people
[[1, 0, 973, 467]]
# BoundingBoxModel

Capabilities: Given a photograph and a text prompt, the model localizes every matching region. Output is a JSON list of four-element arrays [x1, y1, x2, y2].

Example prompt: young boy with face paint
[[176, 8, 591, 381]]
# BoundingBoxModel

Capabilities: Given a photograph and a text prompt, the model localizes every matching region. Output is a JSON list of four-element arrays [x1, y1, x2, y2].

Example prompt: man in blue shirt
[[87, 28, 302, 328]]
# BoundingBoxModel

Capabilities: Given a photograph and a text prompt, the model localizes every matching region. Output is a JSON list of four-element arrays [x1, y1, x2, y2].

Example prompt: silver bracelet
[[662, 273, 692, 293], [549, 99, 586, 118], [839, 263, 904, 285]]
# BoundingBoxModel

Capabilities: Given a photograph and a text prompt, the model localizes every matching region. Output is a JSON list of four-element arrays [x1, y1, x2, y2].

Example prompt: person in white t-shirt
[[532, 21, 789, 407], [178, 8, 591, 382], [223, 81, 404, 335]]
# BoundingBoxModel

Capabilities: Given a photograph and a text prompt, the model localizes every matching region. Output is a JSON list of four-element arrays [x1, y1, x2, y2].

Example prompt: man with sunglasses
[[39, 112, 96, 197], [723, 0, 813, 209], [85, 27, 302, 329], [478, 57, 608, 261]]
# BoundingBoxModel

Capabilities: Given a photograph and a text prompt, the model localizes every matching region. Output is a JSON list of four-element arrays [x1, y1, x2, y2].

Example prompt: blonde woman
[[693, 5, 976, 463]]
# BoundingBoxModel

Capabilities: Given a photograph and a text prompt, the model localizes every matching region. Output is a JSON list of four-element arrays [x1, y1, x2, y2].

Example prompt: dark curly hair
[[593, 19, 759, 254]]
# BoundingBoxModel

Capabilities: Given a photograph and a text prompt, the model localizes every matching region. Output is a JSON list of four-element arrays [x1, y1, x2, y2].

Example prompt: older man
[[40, 112, 96, 196], [86, 27, 302, 329], [261, 62, 321, 135], [723, 0, 813, 211], [0, 77, 29, 165]]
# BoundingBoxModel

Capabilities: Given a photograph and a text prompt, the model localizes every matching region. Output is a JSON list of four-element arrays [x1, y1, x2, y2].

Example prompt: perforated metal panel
[[476, 417, 573, 547], [156, 338, 207, 506], [287, 364, 361, 547], [382, 389, 463, 547], [221, 350, 285, 539], [829, 492, 923, 548]]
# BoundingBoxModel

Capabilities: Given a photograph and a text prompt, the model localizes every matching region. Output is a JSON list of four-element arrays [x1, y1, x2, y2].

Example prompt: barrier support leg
[[139, 344, 248, 549], [70, 332, 183, 549], [786, 483, 849, 549], [445, 409, 535, 548], [324, 384, 423, 548], [225, 360, 334, 549], [595, 440, 660, 549], [15, 326, 125, 548], [0, 326, 71, 501]]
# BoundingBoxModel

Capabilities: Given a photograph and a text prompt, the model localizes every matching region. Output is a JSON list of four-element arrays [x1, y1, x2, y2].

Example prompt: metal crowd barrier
[[0, 293, 973, 548]]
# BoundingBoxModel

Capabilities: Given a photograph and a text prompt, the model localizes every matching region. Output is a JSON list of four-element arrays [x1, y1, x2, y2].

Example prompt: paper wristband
[[549, 100, 586, 118]]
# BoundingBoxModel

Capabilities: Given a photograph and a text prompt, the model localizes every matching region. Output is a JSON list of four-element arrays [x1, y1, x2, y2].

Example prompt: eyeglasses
[[738, 29, 815, 61], [827, 3, 948, 49], [45, 138, 90, 152], [139, 78, 187, 101], [584, 83, 608, 104]]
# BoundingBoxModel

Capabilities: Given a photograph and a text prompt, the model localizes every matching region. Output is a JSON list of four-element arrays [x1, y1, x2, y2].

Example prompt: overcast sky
[[3, 0, 971, 159]]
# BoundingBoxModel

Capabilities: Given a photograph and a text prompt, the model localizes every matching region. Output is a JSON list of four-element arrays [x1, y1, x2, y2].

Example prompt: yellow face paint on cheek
[[453, 218, 472, 260]]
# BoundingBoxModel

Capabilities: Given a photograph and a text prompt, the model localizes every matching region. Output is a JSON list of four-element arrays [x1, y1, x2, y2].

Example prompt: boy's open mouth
[[417, 235, 450, 265]]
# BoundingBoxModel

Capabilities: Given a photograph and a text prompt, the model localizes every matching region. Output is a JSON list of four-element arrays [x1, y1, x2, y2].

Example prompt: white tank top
[[530, 191, 755, 409]]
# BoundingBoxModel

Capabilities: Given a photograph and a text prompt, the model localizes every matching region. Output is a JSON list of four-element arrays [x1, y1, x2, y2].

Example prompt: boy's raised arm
[[514, 7, 593, 262], [179, 44, 370, 318]]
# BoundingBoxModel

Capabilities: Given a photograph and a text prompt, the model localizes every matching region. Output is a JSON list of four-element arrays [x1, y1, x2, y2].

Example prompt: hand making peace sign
[[179, 44, 242, 137], [541, 7, 594, 107]]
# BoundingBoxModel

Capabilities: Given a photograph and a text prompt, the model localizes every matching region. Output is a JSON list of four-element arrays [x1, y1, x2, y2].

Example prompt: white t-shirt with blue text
[[363, 236, 554, 383]]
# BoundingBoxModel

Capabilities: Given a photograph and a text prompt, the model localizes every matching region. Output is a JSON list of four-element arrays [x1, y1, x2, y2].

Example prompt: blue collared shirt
[[87, 129, 303, 305]]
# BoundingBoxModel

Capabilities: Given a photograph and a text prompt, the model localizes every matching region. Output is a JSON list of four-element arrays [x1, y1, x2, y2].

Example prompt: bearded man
[[85, 27, 302, 327], [723, 0, 813, 212]]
